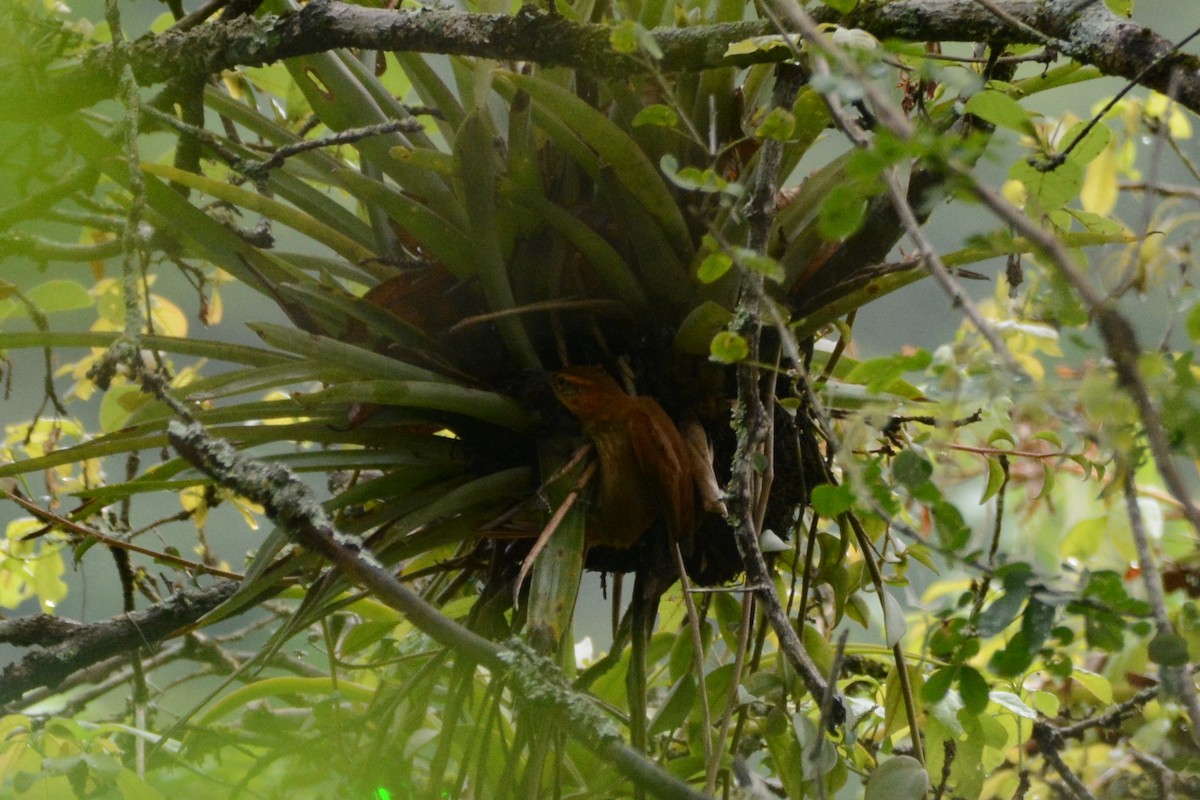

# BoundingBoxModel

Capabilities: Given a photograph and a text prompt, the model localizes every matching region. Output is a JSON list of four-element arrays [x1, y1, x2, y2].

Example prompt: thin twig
[[1031, 722, 1099, 800], [709, 588, 754, 792], [1119, 460, 1200, 744], [970, 454, 1009, 623], [513, 461, 596, 607], [4, 489, 243, 580], [671, 542, 714, 793]]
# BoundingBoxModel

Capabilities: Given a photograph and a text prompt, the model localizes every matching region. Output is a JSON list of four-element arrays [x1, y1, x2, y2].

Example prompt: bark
[[7, 0, 1199, 120]]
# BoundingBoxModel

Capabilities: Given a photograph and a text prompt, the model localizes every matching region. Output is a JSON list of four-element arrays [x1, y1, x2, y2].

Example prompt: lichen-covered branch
[[9, 0, 1200, 120], [727, 63, 839, 716], [0, 580, 239, 707]]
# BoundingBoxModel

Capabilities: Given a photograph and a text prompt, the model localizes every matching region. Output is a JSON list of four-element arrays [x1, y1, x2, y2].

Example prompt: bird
[[550, 366, 694, 555]]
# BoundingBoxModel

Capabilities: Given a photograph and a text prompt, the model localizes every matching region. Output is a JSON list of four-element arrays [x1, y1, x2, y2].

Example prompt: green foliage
[[0, 0, 1199, 798]]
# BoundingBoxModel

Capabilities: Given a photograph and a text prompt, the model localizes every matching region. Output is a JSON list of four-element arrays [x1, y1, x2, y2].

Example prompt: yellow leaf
[[32, 547, 67, 613], [1081, 146, 1117, 215], [149, 294, 188, 338], [1145, 92, 1193, 139], [180, 486, 209, 529], [205, 286, 224, 325], [231, 495, 263, 530], [1001, 179, 1026, 208]]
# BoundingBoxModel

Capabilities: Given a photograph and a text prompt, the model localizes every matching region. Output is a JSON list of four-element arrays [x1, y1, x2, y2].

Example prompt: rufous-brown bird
[[551, 366, 694, 555]]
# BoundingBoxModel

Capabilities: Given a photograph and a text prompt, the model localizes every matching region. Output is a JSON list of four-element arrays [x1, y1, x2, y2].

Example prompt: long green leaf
[[455, 110, 542, 370], [526, 437, 587, 654], [197, 676, 374, 725], [0, 331, 292, 367], [0, 412, 346, 480], [501, 181, 649, 312], [203, 89, 479, 280], [299, 380, 532, 431], [247, 321, 449, 383], [791, 229, 1137, 337], [71, 429, 462, 504], [500, 70, 694, 261], [141, 162, 376, 265], [282, 51, 463, 226], [61, 120, 308, 298], [339, 50, 438, 152], [270, 283, 454, 363]]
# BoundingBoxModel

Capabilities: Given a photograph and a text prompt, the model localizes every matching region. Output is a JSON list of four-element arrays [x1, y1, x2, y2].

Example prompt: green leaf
[[197, 677, 373, 725], [818, 183, 868, 241], [298, 380, 532, 431], [674, 301, 733, 355], [1060, 120, 1112, 166], [660, 155, 735, 195], [502, 182, 648, 311], [977, 586, 1030, 637], [99, 384, 151, 433], [724, 36, 794, 58], [846, 593, 871, 629], [697, 251, 734, 284], [609, 19, 639, 53], [990, 690, 1037, 720], [26, 280, 94, 313], [864, 756, 929, 800], [647, 675, 697, 736], [921, 666, 956, 703], [246, 322, 445, 383], [115, 771, 168, 800], [741, 254, 784, 282], [709, 331, 749, 363], [933, 500, 970, 550], [965, 90, 1038, 137], [893, 450, 933, 489], [1009, 157, 1084, 213], [958, 666, 989, 714], [632, 104, 678, 128], [1030, 690, 1060, 718], [65, 121, 307, 298], [811, 484, 855, 518], [1021, 597, 1057, 651], [1148, 632, 1190, 666], [845, 350, 931, 394], [1072, 668, 1113, 704], [455, 110, 541, 370], [141, 163, 376, 265], [1187, 303, 1200, 343], [527, 440, 587, 650], [755, 107, 796, 141], [281, 51, 461, 223], [636, 25, 664, 59], [0, 331, 290, 367], [1104, 0, 1132, 18], [980, 457, 1008, 503], [882, 590, 907, 648]]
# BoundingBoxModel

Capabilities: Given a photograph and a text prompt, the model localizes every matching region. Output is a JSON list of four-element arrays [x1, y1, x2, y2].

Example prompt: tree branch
[[0, 580, 239, 707], [9, 0, 1200, 120]]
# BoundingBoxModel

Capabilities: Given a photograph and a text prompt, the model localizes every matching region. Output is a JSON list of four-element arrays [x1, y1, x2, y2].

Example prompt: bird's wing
[[628, 400, 695, 555]]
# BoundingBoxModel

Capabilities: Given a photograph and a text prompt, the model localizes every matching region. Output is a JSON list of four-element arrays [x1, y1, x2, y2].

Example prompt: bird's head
[[550, 366, 626, 420]]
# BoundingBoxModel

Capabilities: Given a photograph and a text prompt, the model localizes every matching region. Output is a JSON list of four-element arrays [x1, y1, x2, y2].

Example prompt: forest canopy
[[1, 0, 1200, 798]]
